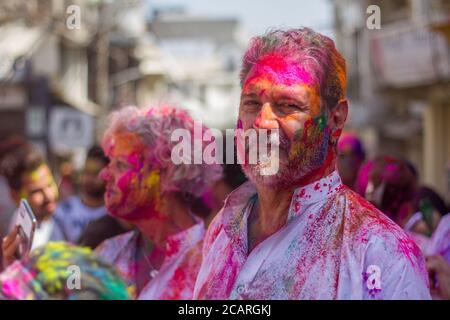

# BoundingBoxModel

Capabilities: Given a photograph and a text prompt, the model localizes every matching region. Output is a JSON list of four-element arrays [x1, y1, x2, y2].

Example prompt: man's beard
[[241, 128, 331, 189]]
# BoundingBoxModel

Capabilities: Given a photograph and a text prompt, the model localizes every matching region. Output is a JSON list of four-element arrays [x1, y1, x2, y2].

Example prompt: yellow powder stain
[[144, 170, 160, 188]]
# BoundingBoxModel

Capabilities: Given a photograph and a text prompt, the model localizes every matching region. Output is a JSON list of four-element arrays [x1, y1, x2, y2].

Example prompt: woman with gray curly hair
[[95, 105, 222, 299]]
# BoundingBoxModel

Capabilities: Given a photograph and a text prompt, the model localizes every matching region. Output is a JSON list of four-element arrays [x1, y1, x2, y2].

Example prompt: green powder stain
[[314, 113, 327, 131]]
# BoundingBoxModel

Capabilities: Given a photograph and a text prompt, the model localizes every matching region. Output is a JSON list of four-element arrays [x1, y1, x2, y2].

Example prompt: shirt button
[[236, 284, 246, 295]]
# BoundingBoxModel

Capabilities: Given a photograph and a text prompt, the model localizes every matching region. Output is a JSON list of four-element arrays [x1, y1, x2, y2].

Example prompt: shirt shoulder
[[340, 188, 430, 299], [342, 187, 416, 244], [95, 230, 136, 263], [203, 208, 225, 255], [203, 181, 255, 252]]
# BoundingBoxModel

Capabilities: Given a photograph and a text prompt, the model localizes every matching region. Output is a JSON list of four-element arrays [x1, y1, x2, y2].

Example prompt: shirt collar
[[164, 216, 204, 264], [222, 170, 343, 250], [287, 170, 343, 222], [221, 181, 257, 256]]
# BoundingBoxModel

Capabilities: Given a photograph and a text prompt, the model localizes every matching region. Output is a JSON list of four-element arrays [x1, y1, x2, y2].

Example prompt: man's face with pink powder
[[238, 53, 333, 188], [100, 132, 161, 221]]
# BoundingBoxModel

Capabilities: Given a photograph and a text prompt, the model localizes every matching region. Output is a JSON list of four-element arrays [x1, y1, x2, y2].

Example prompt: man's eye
[[278, 103, 307, 113], [281, 103, 299, 109], [29, 189, 41, 196], [244, 100, 260, 107]]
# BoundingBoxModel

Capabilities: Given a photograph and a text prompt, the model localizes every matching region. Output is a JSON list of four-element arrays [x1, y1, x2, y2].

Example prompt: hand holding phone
[[1, 200, 37, 269], [15, 199, 37, 258]]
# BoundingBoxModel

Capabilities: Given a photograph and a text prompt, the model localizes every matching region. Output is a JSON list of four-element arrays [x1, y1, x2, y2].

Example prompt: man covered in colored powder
[[337, 131, 366, 191], [95, 106, 222, 299], [193, 28, 430, 299]]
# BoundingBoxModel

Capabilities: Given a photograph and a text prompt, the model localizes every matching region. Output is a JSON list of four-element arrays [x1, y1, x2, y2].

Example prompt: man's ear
[[329, 99, 348, 141]]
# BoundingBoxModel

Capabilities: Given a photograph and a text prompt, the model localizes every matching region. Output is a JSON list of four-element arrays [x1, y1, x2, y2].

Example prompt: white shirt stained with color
[[95, 219, 204, 300], [194, 171, 431, 300]]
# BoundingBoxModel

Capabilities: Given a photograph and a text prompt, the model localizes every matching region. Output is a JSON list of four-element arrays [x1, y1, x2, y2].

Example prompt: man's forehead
[[22, 164, 53, 186], [242, 79, 317, 98], [243, 53, 317, 89], [107, 132, 142, 155]]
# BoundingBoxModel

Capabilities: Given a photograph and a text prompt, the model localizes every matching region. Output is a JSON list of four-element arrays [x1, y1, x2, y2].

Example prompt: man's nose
[[254, 103, 279, 130], [42, 186, 54, 202]]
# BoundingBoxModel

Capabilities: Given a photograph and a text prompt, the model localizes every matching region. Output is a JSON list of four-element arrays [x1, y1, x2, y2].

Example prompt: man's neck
[[249, 151, 337, 252], [134, 198, 196, 251], [292, 149, 337, 189], [251, 185, 294, 242], [36, 213, 53, 225]]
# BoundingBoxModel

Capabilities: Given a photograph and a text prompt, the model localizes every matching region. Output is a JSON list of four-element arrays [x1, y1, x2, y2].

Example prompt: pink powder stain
[[166, 237, 182, 258], [292, 199, 341, 298], [2, 280, 23, 299], [346, 191, 427, 276], [165, 267, 186, 299], [244, 53, 315, 89], [127, 152, 141, 168], [202, 244, 241, 299], [117, 171, 134, 197], [259, 89, 266, 97], [396, 235, 424, 268], [236, 118, 243, 129]]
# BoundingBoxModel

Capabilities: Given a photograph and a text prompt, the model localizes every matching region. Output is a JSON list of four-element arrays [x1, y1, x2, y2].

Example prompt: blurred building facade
[[134, 7, 246, 130], [333, 0, 450, 202], [0, 1, 245, 178], [0, 0, 145, 172]]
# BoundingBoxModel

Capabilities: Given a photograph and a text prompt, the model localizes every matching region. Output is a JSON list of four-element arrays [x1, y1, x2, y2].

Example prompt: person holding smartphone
[[1, 143, 65, 269]]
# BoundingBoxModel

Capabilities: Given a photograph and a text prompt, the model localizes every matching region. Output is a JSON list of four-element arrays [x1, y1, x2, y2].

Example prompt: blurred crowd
[[0, 115, 248, 299], [0, 113, 448, 300]]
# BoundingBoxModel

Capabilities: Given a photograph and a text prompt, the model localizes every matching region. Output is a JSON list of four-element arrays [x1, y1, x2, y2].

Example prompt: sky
[[146, 0, 335, 40]]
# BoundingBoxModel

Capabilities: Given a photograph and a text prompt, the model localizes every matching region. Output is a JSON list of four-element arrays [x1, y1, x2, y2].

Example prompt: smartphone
[[14, 199, 37, 259]]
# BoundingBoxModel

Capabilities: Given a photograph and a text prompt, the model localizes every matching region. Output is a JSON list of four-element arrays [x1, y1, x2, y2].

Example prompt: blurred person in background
[[405, 159, 448, 231], [57, 160, 77, 202], [78, 208, 133, 250], [424, 197, 450, 300], [95, 105, 223, 299], [337, 131, 366, 191], [0, 136, 28, 271], [426, 254, 450, 300], [54, 145, 111, 243], [1, 143, 66, 269], [356, 155, 441, 237], [355, 155, 450, 298], [0, 241, 129, 300]]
